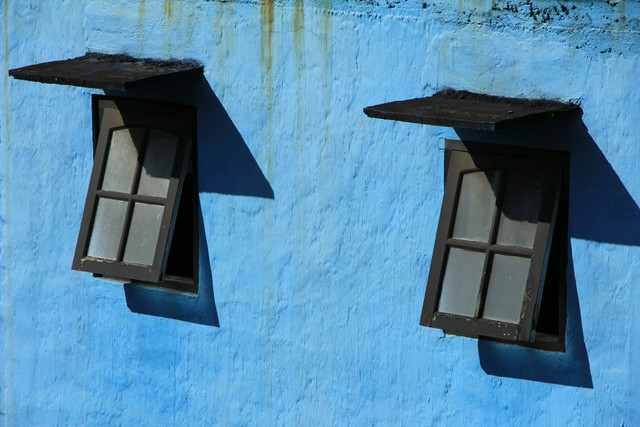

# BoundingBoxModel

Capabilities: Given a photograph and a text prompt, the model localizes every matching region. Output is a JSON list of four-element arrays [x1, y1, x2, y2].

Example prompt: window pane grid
[[422, 142, 566, 347], [440, 170, 532, 321], [88, 126, 173, 265], [72, 96, 195, 285], [113, 126, 147, 263]]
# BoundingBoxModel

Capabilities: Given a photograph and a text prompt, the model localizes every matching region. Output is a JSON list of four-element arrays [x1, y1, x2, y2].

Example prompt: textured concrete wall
[[1, 0, 639, 425]]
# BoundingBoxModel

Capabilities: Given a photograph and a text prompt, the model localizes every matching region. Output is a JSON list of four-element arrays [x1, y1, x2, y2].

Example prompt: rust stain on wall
[[137, 0, 146, 54], [261, 0, 275, 170], [260, 0, 275, 99], [320, 0, 333, 149], [294, 0, 306, 147], [4, 0, 10, 158], [163, 0, 173, 20], [294, 0, 305, 65], [138, 0, 146, 24]]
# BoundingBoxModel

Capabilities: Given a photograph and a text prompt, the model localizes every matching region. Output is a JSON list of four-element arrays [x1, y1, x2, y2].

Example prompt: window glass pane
[[123, 203, 165, 265], [101, 128, 143, 193], [452, 171, 500, 243], [438, 248, 486, 317], [87, 198, 128, 260], [496, 173, 542, 249], [136, 129, 178, 198], [483, 254, 531, 324]]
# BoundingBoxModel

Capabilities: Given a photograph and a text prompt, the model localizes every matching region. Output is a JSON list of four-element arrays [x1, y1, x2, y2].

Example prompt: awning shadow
[[106, 76, 274, 199]]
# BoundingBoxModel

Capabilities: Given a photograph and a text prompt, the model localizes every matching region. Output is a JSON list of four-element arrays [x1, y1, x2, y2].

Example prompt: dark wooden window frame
[[72, 96, 198, 290], [421, 140, 569, 351]]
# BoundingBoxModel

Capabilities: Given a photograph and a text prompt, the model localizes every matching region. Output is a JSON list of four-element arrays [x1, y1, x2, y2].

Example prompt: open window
[[420, 140, 568, 351], [72, 96, 198, 293]]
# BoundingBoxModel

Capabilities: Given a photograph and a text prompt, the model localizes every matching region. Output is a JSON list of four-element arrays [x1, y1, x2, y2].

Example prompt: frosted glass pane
[[496, 173, 542, 249], [452, 171, 500, 243], [483, 255, 531, 323], [123, 203, 164, 265], [101, 128, 142, 193], [87, 198, 128, 260], [438, 248, 486, 317], [136, 129, 178, 198]]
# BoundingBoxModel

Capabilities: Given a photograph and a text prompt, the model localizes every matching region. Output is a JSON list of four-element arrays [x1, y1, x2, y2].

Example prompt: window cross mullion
[[489, 244, 533, 257], [115, 127, 149, 262], [445, 238, 488, 252], [475, 171, 507, 319]]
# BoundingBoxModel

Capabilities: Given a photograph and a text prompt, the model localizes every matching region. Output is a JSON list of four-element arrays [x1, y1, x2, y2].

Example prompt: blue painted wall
[[1, 0, 639, 424]]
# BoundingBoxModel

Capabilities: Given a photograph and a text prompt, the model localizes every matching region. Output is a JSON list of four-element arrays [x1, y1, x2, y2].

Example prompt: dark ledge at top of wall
[[363, 89, 581, 131], [8, 53, 204, 91]]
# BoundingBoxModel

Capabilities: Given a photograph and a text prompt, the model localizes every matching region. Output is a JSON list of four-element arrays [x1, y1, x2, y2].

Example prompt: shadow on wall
[[456, 114, 640, 388], [478, 243, 592, 388], [106, 76, 274, 326], [125, 208, 220, 326], [195, 78, 274, 199]]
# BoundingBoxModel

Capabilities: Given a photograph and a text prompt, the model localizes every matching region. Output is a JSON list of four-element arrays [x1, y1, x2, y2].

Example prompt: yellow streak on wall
[[294, 0, 306, 149], [137, 0, 146, 54], [260, 0, 275, 176], [163, 0, 173, 20]]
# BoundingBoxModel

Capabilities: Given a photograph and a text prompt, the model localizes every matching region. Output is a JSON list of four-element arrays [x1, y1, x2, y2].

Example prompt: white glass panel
[[452, 171, 500, 243], [483, 254, 531, 324], [101, 128, 143, 193], [136, 129, 178, 198], [438, 248, 486, 317], [496, 173, 542, 249], [123, 203, 165, 266], [87, 198, 128, 260]]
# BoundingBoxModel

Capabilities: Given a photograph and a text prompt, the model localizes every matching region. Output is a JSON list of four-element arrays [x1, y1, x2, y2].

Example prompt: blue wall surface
[[1, 0, 639, 425]]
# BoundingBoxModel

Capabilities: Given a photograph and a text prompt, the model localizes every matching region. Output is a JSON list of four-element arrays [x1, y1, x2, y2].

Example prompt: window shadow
[[124, 205, 220, 327], [106, 76, 274, 199], [477, 242, 592, 388], [195, 79, 274, 199], [456, 112, 640, 387], [106, 73, 274, 326], [565, 121, 640, 246]]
